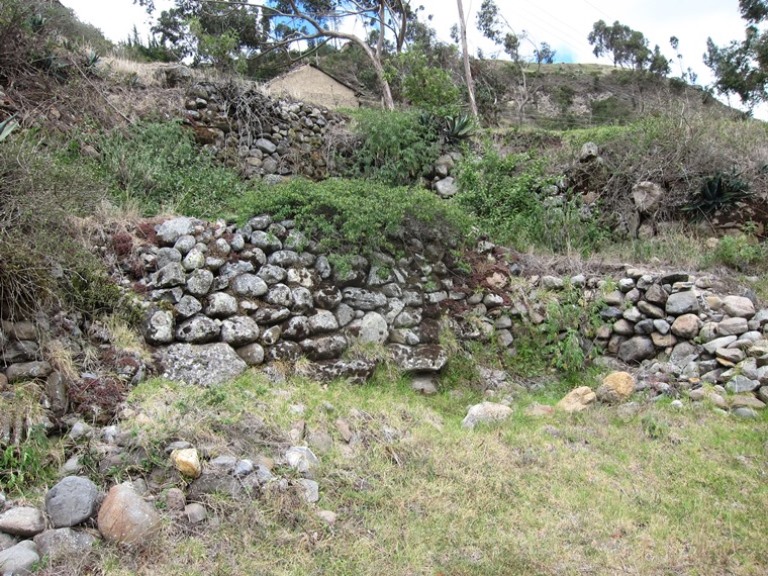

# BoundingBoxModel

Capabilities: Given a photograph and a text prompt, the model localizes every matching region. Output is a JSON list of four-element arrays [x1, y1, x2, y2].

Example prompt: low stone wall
[[127, 215, 768, 413], [4, 213, 767, 420]]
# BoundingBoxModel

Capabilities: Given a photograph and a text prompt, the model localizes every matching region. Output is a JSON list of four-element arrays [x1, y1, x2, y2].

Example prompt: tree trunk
[[456, 0, 479, 119]]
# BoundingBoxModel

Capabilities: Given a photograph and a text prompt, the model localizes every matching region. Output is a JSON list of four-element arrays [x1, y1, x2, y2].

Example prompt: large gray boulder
[[618, 336, 655, 363], [144, 310, 175, 345], [388, 344, 448, 372], [175, 315, 220, 343], [220, 316, 260, 346], [33, 528, 96, 563], [45, 476, 100, 528], [665, 291, 699, 315], [357, 312, 389, 345], [461, 402, 513, 429], [162, 343, 247, 386], [0, 541, 39, 575], [156, 217, 196, 245]]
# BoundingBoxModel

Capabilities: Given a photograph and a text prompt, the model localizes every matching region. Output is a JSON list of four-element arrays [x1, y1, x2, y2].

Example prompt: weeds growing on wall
[[511, 284, 606, 380], [0, 131, 121, 320], [238, 177, 475, 261], [455, 148, 609, 255]]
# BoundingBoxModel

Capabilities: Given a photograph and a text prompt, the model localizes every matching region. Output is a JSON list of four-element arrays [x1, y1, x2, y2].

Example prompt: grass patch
[[59, 371, 767, 576], [90, 121, 249, 219]]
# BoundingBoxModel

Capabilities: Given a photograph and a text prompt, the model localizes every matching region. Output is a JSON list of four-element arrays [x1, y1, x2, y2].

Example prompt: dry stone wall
[[4, 213, 767, 421], [183, 83, 346, 180], [125, 215, 768, 414]]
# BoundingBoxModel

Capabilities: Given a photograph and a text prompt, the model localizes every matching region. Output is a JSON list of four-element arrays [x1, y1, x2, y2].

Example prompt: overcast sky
[[61, 0, 752, 108]]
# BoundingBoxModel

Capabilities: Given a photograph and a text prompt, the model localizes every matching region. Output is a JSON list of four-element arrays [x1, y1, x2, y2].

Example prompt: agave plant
[[0, 117, 19, 144], [28, 13, 46, 33], [84, 49, 101, 70], [684, 169, 750, 218], [443, 113, 476, 143]]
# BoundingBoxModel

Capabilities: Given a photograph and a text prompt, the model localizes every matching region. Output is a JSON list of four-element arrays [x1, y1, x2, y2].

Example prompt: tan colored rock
[[171, 448, 202, 479], [596, 371, 635, 404], [335, 419, 353, 443], [97, 483, 161, 545], [671, 314, 701, 339], [730, 395, 766, 410], [651, 332, 677, 348], [722, 296, 755, 319], [556, 387, 597, 413]]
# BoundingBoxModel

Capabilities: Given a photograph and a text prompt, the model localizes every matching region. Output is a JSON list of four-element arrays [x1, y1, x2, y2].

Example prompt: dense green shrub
[[455, 149, 608, 254], [93, 121, 248, 219], [395, 50, 462, 118], [237, 178, 475, 260], [349, 109, 441, 186]]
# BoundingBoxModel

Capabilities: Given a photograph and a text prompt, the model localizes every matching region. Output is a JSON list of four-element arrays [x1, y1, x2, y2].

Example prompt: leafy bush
[[349, 109, 441, 186], [237, 178, 475, 260], [455, 149, 608, 254], [395, 50, 462, 118], [705, 234, 767, 273], [93, 121, 248, 218]]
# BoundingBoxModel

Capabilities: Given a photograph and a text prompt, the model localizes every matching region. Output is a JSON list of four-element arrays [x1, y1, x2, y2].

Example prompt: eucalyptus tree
[[135, 0, 420, 110]]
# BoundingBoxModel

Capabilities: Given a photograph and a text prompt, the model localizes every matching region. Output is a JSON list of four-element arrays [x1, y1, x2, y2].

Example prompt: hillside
[[1, 3, 768, 575]]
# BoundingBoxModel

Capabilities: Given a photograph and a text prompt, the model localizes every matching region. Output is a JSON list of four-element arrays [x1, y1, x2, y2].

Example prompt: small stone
[[298, 479, 320, 503], [171, 448, 202, 478], [335, 419, 353, 443], [556, 387, 596, 413], [69, 421, 93, 441], [462, 402, 513, 429], [524, 403, 554, 417], [411, 375, 438, 395], [285, 446, 319, 474], [184, 503, 207, 524], [316, 510, 337, 525], [164, 488, 186, 512], [0, 507, 45, 537]]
